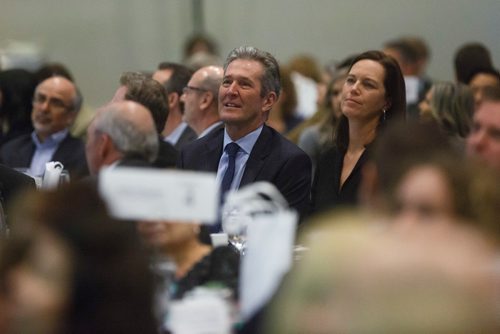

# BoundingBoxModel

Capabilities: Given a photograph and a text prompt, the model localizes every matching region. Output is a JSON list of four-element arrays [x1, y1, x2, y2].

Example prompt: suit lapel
[[52, 134, 71, 162], [240, 125, 273, 187], [200, 128, 224, 172]]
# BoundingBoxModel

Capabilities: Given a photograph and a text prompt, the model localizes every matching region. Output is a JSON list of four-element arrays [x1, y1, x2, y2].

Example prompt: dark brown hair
[[335, 50, 406, 151]]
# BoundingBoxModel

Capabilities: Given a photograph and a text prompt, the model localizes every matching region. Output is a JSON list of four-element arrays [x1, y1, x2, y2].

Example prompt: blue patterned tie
[[212, 142, 240, 234], [220, 142, 240, 201]]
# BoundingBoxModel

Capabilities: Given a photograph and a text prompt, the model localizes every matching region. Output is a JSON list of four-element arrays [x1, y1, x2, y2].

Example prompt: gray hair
[[223, 46, 281, 98], [94, 106, 158, 162]]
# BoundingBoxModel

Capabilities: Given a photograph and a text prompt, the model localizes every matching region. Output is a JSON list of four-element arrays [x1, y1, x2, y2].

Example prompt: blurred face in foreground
[[5, 227, 72, 334], [393, 164, 456, 227], [466, 101, 500, 171]]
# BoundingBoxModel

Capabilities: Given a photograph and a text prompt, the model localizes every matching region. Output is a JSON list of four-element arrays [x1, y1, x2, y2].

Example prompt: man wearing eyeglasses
[[0, 76, 88, 179], [181, 65, 224, 138]]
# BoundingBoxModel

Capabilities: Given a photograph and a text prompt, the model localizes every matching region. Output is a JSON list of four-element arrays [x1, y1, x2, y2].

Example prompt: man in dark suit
[[0, 164, 36, 234], [0, 164, 36, 206], [111, 72, 177, 168], [181, 65, 224, 138], [153, 62, 197, 149], [178, 46, 312, 223], [0, 76, 88, 179], [85, 101, 158, 175]]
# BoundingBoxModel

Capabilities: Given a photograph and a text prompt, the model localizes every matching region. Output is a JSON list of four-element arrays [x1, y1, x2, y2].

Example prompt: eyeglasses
[[182, 86, 208, 94], [33, 94, 72, 111]]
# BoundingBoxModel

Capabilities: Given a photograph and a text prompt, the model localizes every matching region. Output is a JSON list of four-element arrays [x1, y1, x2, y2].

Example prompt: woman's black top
[[310, 145, 372, 214]]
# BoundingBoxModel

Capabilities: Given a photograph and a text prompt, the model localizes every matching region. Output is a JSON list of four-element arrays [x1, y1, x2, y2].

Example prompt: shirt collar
[[223, 125, 263, 155], [31, 129, 69, 148], [199, 121, 223, 138], [164, 122, 188, 145]]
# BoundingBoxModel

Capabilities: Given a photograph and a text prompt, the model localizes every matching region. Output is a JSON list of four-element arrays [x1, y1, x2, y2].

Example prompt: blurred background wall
[[1, 0, 498, 108]]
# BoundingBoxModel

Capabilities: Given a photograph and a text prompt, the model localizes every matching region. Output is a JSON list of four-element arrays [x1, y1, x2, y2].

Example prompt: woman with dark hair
[[0, 183, 158, 334], [311, 50, 406, 214]]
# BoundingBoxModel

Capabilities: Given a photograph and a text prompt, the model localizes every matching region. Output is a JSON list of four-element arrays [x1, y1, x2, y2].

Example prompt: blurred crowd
[[0, 34, 499, 333]]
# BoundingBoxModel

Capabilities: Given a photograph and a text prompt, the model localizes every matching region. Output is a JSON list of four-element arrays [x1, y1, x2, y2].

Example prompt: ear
[[100, 133, 118, 160], [66, 111, 78, 126], [199, 92, 214, 110], [261, 91, 278, 113], [168, 92, 179, 110]]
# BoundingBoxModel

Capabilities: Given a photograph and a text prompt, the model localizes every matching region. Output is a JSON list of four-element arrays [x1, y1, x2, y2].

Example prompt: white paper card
[[239, 210, 298, 322], [168, 293, 232, 334], [99, 167, 218, 223]]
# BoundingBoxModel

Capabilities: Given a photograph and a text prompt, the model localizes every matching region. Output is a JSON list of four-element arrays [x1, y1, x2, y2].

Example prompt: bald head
[[196, 65, 224, 91], [103, 100, 156, 133], [85, 101, 159, 174], [181, 65, 223, 135]]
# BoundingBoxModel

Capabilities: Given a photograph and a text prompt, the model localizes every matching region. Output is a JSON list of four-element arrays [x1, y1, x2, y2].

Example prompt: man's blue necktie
[[220, 142, 240, 201], [212, 142, 240, 234]]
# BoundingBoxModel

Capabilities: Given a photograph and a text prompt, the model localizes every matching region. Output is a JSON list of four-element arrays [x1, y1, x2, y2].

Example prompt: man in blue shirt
[[178, 46, 312, 225], [0, 76, 88, 179]]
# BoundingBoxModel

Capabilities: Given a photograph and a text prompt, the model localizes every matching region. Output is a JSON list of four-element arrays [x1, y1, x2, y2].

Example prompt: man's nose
[[350, 81, 361, 94], [227, 82, 238, 95]]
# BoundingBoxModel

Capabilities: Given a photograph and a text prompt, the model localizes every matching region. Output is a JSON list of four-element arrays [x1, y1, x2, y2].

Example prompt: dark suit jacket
[[153, 137, 178, 168], [174, 125, 197, 150], [0, 133, 89, 179], [178, 125, 312, 219], [0, 164, 36, 207]]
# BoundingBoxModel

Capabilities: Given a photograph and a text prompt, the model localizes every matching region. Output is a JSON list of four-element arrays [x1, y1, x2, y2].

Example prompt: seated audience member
[[298, 65, 347, 173], [286, 54, 357, 144], [0, 69, 37, 145], [0, 183, 157, 334], [466, 86, 500, 172], [267, 67, 303, 134], [111, 72, 177, 168], [454, 42, 494, 84], [152, 63, 197, 150], [180, 65, 224, 138], [178, 46, 312, 226], [0, 76, 88, 179], [311, 50, 406, 214], [392, 157, 474, 227], [0, 164, 36, 235], [465, 67, 500, 110], [419, 81, 474, 152], [361, 121, 500, 238], [137, 220, 239, 300], [383, 36, 433, 120], [34, 62, 94, 139], [392, 157, 500, 238], [85, 101, 158, 175], [265, 218, 500, 333]]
